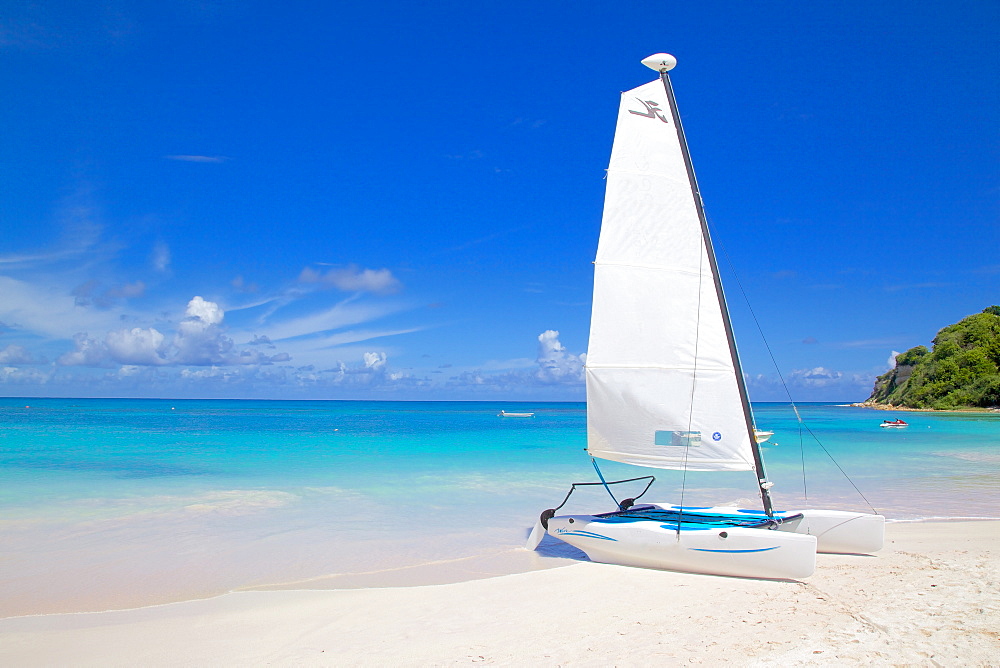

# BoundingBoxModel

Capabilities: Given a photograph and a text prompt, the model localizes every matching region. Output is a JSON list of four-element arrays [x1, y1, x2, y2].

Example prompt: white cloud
[[443, 330, 585, 393], [788, 367, 844, 386], [173, 297, 234, 365], [58, 333, 113, 367], [54, 297, 292, 369], [185, 296, 224, 325], [887, 350, 901, 369], [0, 366, 52, 384], [298, 265, 401, 295], [105, 327, 168, 365], [0, 344, 39, 364], [0, 276, 121, 340], [363, 351, 387, 370], [535, 330, 585, 384], [261, 299, 409, 342]]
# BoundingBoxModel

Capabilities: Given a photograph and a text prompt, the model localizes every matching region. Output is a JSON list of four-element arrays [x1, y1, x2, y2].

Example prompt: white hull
[[778, 508, 885, 554], [544, 513, 817, 580], [640, 505, 885, 554], [533, 505, 884, 579]]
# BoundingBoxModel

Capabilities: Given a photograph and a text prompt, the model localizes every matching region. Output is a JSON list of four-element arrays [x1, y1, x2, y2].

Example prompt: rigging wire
[[707, 214, 879, 515], [677, 211, 707, 533]]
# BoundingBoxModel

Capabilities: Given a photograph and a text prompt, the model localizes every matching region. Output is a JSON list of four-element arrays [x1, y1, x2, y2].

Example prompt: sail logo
[[655, 430, 701, 447], [712, 432, 722, 441], [628, 99, 669, 123]]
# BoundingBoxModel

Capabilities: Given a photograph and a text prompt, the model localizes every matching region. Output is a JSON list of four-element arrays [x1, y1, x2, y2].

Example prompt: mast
[[642, 54, 774, 516]]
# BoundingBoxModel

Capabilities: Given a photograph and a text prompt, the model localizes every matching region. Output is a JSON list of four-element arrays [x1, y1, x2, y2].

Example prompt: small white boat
[[526, 53, 884, 580], [880, 419, 908, 428], [754, 430, 775, 443], [499, 410, 535, 418]]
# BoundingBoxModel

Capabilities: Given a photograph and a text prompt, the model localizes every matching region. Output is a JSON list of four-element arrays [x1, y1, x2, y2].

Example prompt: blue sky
[[1, 1, 996, 401]]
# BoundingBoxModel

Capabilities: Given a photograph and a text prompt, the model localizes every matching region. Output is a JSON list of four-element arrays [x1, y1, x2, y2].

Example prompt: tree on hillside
[[867, 306, 1000, 409]]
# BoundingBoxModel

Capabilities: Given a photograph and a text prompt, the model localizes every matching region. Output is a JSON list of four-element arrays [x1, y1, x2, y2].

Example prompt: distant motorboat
[[754, 430, 774, 443], [499, 410, 535, 418], [880, 419, 908, 428]]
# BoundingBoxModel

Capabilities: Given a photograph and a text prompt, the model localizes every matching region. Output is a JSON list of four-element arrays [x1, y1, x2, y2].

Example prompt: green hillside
[[866, 306, 1000, 409]]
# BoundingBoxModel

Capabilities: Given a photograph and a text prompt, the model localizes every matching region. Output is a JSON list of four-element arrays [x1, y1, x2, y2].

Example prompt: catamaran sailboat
[[526, 54, 884, 580]]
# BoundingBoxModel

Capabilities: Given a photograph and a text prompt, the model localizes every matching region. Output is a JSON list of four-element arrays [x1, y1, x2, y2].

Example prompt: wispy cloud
[[437, 225, 529, 255], [259, 298, 410, 342], [884, 281, 955, 292], [836, 337, 908, 349], [298, 265, 401, 295], [0, 202, 106, 269], [303, 326, 427, 350], [151, 241, 171, 273], [165, 155, 228, 163], [0, 275, 124, 340], [972, 264, 1000, 275]]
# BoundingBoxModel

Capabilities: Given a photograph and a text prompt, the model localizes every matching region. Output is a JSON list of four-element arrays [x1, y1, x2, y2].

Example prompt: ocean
[[1, 398, 998, 616]]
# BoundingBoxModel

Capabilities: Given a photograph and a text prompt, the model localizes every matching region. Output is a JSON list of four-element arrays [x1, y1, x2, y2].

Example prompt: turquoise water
[[1, 398, 998, 615]]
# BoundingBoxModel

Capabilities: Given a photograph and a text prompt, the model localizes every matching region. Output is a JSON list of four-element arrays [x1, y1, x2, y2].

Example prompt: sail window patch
[[655, 430, 701, 447]]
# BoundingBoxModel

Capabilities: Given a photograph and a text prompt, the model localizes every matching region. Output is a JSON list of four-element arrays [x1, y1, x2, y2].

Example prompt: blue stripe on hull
[[555, 530, 617, 541], [689, 546, 781, 553]]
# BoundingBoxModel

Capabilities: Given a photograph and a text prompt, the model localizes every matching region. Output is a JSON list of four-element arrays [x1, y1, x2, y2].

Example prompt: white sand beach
[[1, 520, 997, 666]]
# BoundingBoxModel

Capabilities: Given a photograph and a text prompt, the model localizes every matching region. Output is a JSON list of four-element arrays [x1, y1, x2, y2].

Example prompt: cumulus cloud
[[788, 367, 844, 386], [57, 296, 292, 369], [444, 330, 586, 393], [298, 265, 401, 295], [0, 366, 52, 385], [185, 296, 224, 325], [0, 344, 42, 364], [535, 330, 585, 384], [887, 350, 901, 369], [105, 327, 167, 365], [58, 333, 114, 367], [172, 297, 234, 365], [363, 351, 387, 370]]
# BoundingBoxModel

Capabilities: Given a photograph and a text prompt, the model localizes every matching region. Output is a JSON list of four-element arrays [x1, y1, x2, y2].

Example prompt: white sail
[[586, 79, 755, 472]]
